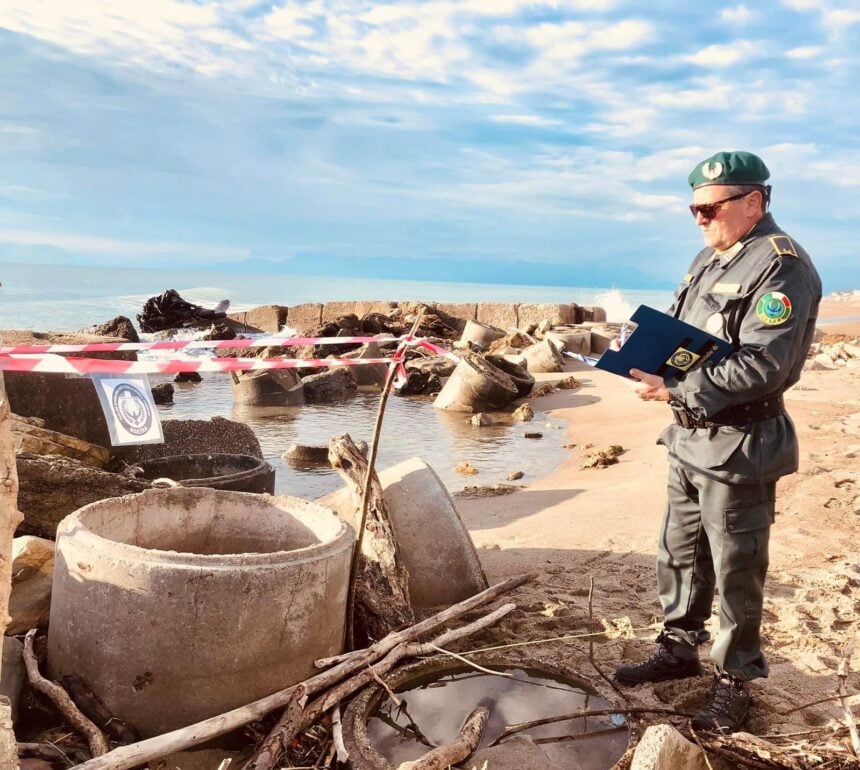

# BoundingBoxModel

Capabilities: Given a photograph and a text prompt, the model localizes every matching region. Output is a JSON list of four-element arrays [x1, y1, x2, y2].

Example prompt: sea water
[[0, 261, 673, 495]]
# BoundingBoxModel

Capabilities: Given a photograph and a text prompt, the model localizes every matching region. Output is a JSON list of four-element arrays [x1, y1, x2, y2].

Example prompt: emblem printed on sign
[[667, 347, 701, 372], [91, 374, 164, 446], [756, 291, 792, 326], [702, 161, 723, 180], [111, 382, 152, 436]]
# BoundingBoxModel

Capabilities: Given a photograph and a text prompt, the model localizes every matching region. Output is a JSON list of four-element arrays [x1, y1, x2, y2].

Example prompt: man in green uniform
[[614, 151, 821, 731]]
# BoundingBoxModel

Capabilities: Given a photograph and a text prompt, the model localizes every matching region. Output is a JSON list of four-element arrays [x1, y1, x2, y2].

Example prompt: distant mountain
[[228, 255, 675, 290]]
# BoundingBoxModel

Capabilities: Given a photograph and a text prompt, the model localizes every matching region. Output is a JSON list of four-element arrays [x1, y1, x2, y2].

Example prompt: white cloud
[[721, 5, 754, 23], [786, 45, 823, 59], [490, 114, 561, 127], [683, 40, 760, 67], [0, 228, 249, 260]]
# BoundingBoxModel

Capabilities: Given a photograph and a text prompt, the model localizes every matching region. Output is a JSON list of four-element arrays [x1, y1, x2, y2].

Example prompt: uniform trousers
[[657, 462, 774, 680]]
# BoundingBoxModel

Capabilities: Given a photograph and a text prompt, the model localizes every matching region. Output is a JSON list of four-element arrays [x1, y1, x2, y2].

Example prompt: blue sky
[[0, 0, 858, 289]]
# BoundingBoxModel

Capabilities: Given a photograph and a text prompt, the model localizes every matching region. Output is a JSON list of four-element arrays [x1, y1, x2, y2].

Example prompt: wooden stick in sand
[[71, 574, 535, 770], [0, 365, 24, 767], [396, 707, 488, 770], [23, 630, 109, 758], [837, 644, 860, 756], [338, 309, 425, 650]]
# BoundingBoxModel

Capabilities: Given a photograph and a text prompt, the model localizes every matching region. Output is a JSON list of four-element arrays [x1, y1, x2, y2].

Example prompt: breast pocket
[[702, 292, 746, 343]]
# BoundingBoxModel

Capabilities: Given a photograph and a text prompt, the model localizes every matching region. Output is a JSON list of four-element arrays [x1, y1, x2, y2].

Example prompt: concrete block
[[631, 724, 709, 770], [123, 417, 263, 463], [477, 302, 518, 331], [517, 303, 572, 328], [8, 536, 55, 635], [227, 305, 288, 334], [285, 303, 323, 333], [318, 457, 488, 608], [590, 327, 619, 355], [321, 300, 392, 322], [436, 302, 478, 322], [2, 330, 136, 447], [521, 339, 564, 373], [397, 300, 437, 317], [48, 488, 355, 736]]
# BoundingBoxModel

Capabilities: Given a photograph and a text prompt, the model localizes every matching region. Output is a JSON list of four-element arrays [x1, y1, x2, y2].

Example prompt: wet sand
[[452, 309, 860, 742]]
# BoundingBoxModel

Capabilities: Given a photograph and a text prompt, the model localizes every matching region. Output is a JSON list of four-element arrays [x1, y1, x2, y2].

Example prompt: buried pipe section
[[47, 487, 354, 736], [130, 453, 276, 494]]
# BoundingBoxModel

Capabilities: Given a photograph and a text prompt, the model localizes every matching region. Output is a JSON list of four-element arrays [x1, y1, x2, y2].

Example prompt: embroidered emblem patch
[[702, 161, 723, 180], [667, 347, 701, 372], [756, 292, 792, 326]]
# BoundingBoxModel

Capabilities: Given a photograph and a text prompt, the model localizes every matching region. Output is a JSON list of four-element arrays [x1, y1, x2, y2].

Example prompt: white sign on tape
[[91, 374, 164, 446]]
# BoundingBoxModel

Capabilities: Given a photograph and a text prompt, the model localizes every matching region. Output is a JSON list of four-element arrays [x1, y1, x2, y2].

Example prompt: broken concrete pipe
[[318, 457, 488, 609], [128, 453, 276, 494], [47, 487, 354, 736], [485, 354, 535, 398], [433, 353, 520, 412], [521, 339, 565, 373], [229, 368, 305, 407], [460, 319, 506, 348]]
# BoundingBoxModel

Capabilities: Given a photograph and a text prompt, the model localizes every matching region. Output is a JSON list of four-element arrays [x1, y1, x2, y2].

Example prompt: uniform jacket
[[659, 213, 822, 484]]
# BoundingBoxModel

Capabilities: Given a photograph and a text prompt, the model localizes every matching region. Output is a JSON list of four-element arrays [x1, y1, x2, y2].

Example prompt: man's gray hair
[[724, 184, 769, 212]]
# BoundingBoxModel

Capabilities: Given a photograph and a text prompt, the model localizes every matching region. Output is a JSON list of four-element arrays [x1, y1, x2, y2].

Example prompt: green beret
[[688, 151, 770, 189]]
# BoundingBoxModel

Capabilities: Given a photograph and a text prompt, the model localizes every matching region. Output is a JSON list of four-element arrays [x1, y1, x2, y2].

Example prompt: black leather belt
[[672, 394, 785, 429]]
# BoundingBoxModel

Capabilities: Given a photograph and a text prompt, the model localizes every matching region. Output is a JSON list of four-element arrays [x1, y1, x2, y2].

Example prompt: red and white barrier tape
[[0, 334, 394, 355], [0, 339, 457, 376]]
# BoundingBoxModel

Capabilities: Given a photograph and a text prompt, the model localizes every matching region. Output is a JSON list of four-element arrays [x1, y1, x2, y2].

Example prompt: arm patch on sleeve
[[769, 235, 798, 258]]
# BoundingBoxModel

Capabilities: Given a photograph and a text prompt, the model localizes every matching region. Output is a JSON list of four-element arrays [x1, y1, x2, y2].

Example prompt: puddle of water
[[367, 667, 628, 769], [150, 373, 568, 498]]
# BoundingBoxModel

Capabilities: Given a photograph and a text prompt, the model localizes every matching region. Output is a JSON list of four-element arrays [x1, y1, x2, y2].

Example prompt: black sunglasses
[[689, 191, 751, 220]]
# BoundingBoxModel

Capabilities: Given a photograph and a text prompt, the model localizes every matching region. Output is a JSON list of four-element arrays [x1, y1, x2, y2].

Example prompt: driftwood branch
[[397, 707, 488, 770], [72, 575, 534, 770], [340, 311, 423, 650], [23, 630, 109, 757], [837, 644, 860, 757], [242, 683, 307, 770], [329, 432, 413, 648], [331, 704, 349, 764]]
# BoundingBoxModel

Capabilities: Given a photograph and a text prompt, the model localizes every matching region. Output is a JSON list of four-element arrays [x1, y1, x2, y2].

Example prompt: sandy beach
[[453, 296, 860, 741]]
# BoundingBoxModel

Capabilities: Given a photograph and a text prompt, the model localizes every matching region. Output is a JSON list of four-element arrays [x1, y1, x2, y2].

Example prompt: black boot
[[692, 672, 751, 732], [615, 630, 703, 686]]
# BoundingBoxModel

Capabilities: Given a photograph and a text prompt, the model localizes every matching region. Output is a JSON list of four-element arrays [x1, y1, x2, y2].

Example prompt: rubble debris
[[455, 462, 479, 475], [507, 470, 524, 480], [457, 484, 523, 498], [512, 403, 534, 422], [174, 372, 202, 383], [200, 323, 237, 341], [523, 432, 543, 439], [488, 331, 534, 355], [16, 453, 150, 539], [79, 315, 139, 342], [556, 375, 581, 389], [11, 415, 109, 468], [581, 445, 625, 469], [8, 535, 55, 634], [631, 724, 712, 770], [1, 637, 25, 721], [469, 412, 494, 427], [529, 382, 556, 398], [302, 368, 358, 402], [151, 382, 174, 405], [119, 417, 263, 464], [137, 289, 228, 333], [486, 355, 535, 398]]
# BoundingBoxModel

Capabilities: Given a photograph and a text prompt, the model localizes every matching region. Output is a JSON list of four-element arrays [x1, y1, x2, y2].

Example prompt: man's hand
[[629, 368, 671, 402]]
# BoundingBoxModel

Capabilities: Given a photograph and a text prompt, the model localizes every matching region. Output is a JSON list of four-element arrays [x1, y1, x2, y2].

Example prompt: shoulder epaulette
[[769, 235, 798, 258]]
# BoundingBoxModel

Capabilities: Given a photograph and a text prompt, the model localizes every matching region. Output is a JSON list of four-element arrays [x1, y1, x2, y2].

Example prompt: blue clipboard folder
[[595, 305, 734, 380]]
